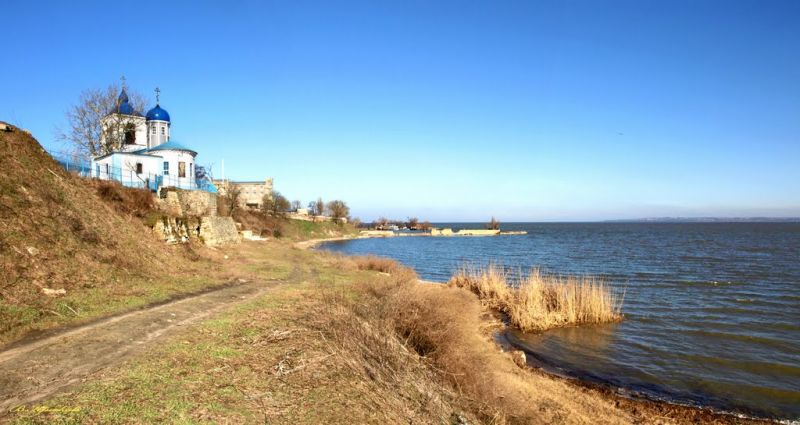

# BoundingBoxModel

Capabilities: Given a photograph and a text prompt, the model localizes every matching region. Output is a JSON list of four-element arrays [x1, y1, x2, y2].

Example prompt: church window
[[178, 162, 186, 178], [151, 127, 156, 134], [161, 127, 165, 135], [136, 163, 143, 174], [124, 125, 136, 145], [163, 161, 169, 175]]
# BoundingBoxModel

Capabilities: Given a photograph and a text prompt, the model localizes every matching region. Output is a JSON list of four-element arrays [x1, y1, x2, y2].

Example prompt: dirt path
[[0, 280, 277, 414]]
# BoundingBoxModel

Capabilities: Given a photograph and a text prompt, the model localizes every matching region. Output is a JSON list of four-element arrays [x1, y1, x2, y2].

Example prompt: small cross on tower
[[120, 75, 127, 90], [155, 87, 161, 104]]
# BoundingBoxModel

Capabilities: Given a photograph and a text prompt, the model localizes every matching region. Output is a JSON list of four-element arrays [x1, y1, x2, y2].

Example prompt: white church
[[91, 87, 215, 192]]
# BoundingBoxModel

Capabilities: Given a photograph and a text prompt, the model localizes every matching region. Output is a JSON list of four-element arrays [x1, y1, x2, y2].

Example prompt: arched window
[[124, 124, 136, 145]]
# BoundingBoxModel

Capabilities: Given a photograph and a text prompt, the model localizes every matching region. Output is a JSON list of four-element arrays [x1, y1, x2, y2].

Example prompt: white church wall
[[91, 153, 163, 189], [133, 120, 148, 150], [159, 150, 196, 190], [147, 120, 170, 148], [91, 156, 114, 180]]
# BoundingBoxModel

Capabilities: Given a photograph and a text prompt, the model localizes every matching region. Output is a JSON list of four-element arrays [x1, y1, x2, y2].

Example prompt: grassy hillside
[[0, 125, 219, 343], [232, 208, 360, 240]]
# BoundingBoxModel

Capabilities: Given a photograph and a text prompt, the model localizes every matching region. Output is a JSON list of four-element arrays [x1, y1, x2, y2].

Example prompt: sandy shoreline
[[292, 235, 363, 250], [296, 234, 777, 424], [293, 229, 529, 250]]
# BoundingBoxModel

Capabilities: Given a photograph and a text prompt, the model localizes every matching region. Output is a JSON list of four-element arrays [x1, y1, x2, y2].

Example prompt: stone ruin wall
[[199, 216, 241, 246], [157, 189, 218, 217], [152, 189, 241, 246]]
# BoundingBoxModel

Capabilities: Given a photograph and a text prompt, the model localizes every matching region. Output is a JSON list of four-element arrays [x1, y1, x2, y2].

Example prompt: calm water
[[321, 223, 800, 420]]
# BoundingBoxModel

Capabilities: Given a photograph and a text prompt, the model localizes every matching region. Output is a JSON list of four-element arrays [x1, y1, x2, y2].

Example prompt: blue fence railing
[[48, 150, 217, 193], [52, 155, 92, 177]]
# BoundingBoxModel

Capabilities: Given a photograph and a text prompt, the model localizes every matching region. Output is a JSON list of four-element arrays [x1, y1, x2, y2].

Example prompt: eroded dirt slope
[[0, 124, 204, 341]]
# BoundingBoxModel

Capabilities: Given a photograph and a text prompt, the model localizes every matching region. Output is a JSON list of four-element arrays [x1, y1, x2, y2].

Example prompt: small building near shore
[[214, 178, 274, 209]]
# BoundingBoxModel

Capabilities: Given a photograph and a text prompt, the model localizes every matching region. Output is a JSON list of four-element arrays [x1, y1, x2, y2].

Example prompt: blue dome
[[110, 89, 142, 116], [146, 104, 171, 122]]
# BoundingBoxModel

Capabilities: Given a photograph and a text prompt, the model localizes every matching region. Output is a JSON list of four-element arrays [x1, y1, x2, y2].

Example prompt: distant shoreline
[[411, 219, 800, 224], [603, 217, 800, 223]]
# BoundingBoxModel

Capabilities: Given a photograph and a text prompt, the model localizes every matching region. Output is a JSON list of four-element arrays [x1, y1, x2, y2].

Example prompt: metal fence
[[48, 149, 216, 193], [50, 151, 92, 177]]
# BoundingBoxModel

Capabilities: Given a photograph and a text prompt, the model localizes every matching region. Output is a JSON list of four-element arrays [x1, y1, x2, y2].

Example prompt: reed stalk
[[449, 264, 623, 332]]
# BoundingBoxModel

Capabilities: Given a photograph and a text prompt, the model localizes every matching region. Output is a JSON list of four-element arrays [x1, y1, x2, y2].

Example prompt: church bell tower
[[145, 87, 171, 148]]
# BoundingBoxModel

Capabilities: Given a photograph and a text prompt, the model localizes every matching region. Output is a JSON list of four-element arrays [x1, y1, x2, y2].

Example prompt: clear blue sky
[[2, 0, 798, 221]]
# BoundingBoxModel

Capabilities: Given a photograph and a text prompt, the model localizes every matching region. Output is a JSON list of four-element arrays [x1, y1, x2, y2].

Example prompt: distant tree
[[262, 190, 290, 217], [57, 80, 148, 158], [374, 216, 389, 230], [406, 217, 419, 230], [326, 200, 350, 224], [419, 220, 432, 231], [315, 198, 325, 217], [291, 200, 302, 212], [487, 216, 500, 230], [350, 217, 363, 228], [276, 194, 291, 215], [307, 201, 317, 216], [218, 184, 241, 217]]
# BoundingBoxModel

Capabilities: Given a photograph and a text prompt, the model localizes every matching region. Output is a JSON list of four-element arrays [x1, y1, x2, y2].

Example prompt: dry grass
[[351, 255, 412, 275], [449, 264, 623, 332], [326, 253, 420, 283], [91, 179, 155, 218], [309, 282, 468, 423], [315, 264, 593, 424], [350, 255, 397, 272]]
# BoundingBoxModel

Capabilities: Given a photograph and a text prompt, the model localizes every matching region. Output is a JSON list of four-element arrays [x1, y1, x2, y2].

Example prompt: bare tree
[[57, 81, 148, 158], [214, 182, 241, 217], [487, 216, 501, 230], [406, 217, 419, 230], [291, 200, 302, 212], [326, 200, 350, 224], [262, 190, 290, 217], [315, 198, 325, 218], [374, 216, 389, 230], [226, 185, 243, 216], [420, 220, 432, 231]]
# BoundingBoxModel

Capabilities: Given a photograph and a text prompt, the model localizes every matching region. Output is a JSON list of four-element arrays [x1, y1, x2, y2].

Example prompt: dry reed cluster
[[449, 264, 623, 332]]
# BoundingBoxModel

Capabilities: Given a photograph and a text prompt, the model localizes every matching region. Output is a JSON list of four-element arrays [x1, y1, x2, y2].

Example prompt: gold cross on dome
[[155, 87, 161, 104]]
